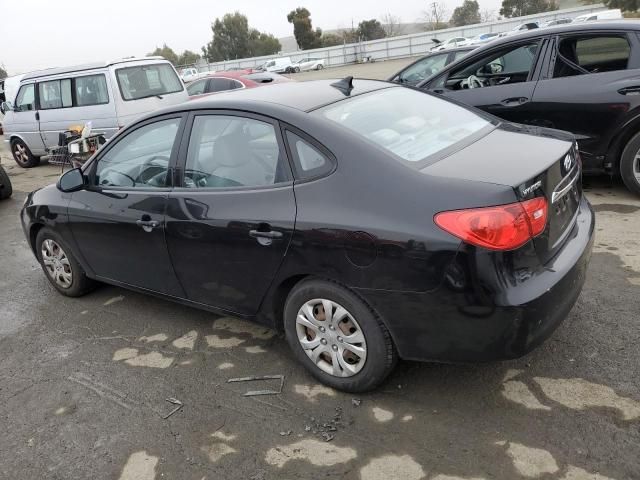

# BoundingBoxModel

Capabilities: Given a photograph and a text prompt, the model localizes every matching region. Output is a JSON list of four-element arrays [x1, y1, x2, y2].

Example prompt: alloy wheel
[[13, 143, 29, 165], [296, 298, 367, 377], [634, 150, 640, 184], [41, 239, 73, 289]]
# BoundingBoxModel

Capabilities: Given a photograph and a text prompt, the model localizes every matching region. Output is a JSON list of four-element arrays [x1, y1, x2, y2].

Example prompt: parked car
[[468, 32, 501, 45], [179, 67, 199, 83], [431, 37, 469, 51], [1, 57, 188, 168], [541, 18, 572, 27], [572, 9, 622, 23], [258, 57, 295, 74], [186, 71, 290, 98], [294, 57, 326, 72], [389, 46, 474, 86], [22, 79, 594, 392], [417, 20, 640, 195], [500, 22, 539, 37], [0, 162, 12, 199]]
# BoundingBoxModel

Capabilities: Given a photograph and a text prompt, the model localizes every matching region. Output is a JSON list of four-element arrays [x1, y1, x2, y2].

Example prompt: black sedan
[[388, 46, 475, 86], [22, 79, 594, 392], [417, 20, 640, 195]]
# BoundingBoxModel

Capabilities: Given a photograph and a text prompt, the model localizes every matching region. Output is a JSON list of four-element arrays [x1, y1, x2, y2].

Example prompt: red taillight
[[434, 197, 548, 251]]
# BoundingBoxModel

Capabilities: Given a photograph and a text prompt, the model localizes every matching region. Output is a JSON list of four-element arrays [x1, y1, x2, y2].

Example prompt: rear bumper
[[355, 197, 595, 362]]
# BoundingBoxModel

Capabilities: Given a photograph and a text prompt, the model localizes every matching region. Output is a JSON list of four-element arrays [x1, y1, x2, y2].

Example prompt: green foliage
[[450, 0, 482, 26], [500, 0, 558, 17], [602, 0, 639, 11], [177, 50, 201, 66], [357, 19, 387, 41], [321, 33, 344, 47], [148, 44, 179, 65], [0, 66, 7, 80], [287, 7, 323, 50], [202, 12, 281, 61]]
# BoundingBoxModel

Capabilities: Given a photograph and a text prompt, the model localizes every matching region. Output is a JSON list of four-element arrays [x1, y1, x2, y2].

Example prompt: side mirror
[[57, 167, 86, 193], [0, 102, 9, 114]]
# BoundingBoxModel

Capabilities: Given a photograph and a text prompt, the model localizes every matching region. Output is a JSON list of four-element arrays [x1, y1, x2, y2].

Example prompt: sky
[[0, 0, 505, 75]]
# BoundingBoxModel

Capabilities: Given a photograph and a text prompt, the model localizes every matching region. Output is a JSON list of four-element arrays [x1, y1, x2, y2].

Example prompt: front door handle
[[500, 97, 529, 107], [618, 86, 640, 95], [249, 230, 283, 239]]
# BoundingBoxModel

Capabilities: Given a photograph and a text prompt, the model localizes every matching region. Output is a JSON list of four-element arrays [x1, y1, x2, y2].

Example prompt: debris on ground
[[162, 397, 183, 419], [227, 375, 285, 396], [279, 430, 292, 436], [304, 406, 346, 442], [352, 398, 362, 407]]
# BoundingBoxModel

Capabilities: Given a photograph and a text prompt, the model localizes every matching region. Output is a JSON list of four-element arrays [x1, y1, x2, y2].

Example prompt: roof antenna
[[330, 76, 354, 96]]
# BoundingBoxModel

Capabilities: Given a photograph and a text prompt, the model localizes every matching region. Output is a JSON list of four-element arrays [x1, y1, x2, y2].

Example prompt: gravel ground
[[1, 64, 639, 480]]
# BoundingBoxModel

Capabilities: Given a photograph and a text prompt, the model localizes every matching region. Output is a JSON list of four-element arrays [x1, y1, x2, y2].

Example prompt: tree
[[480, 8, 498, 22], [500, 0, 558, 18], [148, 44, 179, 65], [177, 50, 201, 66], [0, 65, 7, 80], [450, 0, 482, 26], [202, 12, 280, 62], [424, 2, 449, 30], [287, 7, 323, 50], [380, 13, 405, 37], [586, 0, 638, 10], [321, 33, 344, 47], [357, 19, 387, 41]]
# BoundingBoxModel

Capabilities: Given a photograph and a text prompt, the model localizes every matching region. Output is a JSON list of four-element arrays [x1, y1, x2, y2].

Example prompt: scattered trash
[[27, 438, 34, 447], [162, 397, 184, 419], [352, 398, 361, 407], [279, 430, 292, 436], [227, 375, 285, 396], [304, 425, 311, 432], [321, 432, 335, 442]]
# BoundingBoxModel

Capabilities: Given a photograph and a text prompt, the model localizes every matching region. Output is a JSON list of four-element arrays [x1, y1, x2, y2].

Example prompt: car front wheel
[[284, 278, 397, 392], [11, 139, 39, 168], [316, 64, 323, 70], [620, 131, 640, 196], [36, 228, 97, 297]]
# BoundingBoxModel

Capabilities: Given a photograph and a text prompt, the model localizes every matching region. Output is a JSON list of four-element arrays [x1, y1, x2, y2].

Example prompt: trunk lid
[[423, 125, 581, 262]]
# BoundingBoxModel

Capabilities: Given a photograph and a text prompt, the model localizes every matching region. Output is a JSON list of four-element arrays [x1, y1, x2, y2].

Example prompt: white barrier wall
[[189, 4, 608, 72]]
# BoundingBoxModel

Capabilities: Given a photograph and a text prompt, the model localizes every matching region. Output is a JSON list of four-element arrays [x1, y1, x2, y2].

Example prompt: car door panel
[[10, 83, 46, 155], [165, 111, 296, 315]]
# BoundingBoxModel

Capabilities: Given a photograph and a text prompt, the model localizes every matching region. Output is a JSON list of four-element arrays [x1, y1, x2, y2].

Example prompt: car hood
[[422, 122, 574, 187]]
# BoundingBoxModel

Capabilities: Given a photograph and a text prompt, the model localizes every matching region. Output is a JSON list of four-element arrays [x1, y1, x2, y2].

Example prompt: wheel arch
[[29, 222, 45, 257], [606, 115, 640, 174]]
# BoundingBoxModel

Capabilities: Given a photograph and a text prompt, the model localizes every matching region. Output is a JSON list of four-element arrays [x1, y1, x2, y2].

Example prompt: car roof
[[21, 57, 167, 81], [180, 78, 392, 113], [502, 19, 640, 41]]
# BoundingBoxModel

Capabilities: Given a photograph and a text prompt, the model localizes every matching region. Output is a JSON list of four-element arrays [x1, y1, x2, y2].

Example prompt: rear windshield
[[316, 87, 491, 164], [116, 63, 183, 101]]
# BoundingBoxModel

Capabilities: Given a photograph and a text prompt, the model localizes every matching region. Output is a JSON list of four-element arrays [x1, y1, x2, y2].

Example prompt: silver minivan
[[1, 57, 188, 167]]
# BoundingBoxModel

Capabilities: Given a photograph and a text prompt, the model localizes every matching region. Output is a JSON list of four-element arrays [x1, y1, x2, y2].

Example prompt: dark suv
[[417, 20, 640, 195]]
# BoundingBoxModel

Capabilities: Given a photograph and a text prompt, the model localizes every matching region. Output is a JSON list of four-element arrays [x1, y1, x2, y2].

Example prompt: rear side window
[[38, 79, 72, 109], [116, 63, 183, 101], [209, 78, 243, 92], [286, 131, 333, 180], [316, 87, 491, 165], [75, 74, 109, 106], [554, 35, 630, 77]]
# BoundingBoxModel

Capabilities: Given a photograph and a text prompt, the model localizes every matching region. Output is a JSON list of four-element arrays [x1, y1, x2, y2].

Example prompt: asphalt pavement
[[0, 62, 639, 480]]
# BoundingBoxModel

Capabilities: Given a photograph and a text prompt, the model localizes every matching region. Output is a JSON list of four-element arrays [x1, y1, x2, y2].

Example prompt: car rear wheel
[[284, 278, 397, 392], [36, 228, 96, 297], [294, 66, 300, 73], [316, 64, 323, 70], [620, 131, 640, 196], [0, 166, 12, 199], [11, 139, 39, 168]]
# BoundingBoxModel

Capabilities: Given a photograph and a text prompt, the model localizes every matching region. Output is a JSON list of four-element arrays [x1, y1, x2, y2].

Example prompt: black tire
[[0, 166, 12, 200], [620, 131, 640, 196], [294, 66, 300, 73], [11, 138, 39, 168], [284, 278, 397, 392], [316, 64, 323, 70], [35, 227, 96, 297]]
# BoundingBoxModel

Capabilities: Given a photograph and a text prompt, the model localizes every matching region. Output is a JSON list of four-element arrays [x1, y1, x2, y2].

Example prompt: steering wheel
[[463, 75, 486, 89]]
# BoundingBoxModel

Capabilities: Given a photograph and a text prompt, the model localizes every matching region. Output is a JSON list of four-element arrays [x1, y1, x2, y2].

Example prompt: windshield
[[316, 87, 492, 164], [116, 63, 183, 101]]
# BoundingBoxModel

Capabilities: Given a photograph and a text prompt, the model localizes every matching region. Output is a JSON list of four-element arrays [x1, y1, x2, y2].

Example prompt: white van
[[1, 57, 188, 167], [259, 57, 294, 74], [572, 9, 622, 22]]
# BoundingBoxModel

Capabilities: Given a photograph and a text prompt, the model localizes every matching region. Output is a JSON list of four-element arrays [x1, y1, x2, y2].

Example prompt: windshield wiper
[[155, 94, 164, 99]]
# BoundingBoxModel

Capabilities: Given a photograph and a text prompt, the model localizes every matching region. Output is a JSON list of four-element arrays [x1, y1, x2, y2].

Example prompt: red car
[[186, 71, 290, 99]]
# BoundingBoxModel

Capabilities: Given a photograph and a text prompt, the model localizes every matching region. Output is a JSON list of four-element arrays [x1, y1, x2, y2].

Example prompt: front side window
[[116, 63, 183, 101], [95, 118, 180, 188], [75, 74, 109, 106], [554, 35, 630, 78], [444, 42, 539, 90], [15, 84, 35, 112], [399, 53, 448, 85], [316, 87, 491, 165], [184, 115, 289, 188], [38, 79, 72, 109], [187, 79, 208, 96]]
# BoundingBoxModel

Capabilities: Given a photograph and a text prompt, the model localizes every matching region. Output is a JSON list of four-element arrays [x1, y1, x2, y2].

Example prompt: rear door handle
[[136, 217, 160, 232], [500, 97, 529, 107], [249, 230, 283, 239], [618, 86, 640, 95]]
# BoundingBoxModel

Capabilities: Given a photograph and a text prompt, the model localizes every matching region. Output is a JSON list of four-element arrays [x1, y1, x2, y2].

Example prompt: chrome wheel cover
[[634, 150, 640, 184], [296, 298, 367, 377], [13, 144, 29, 164], [41, 239, 73, 289]]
